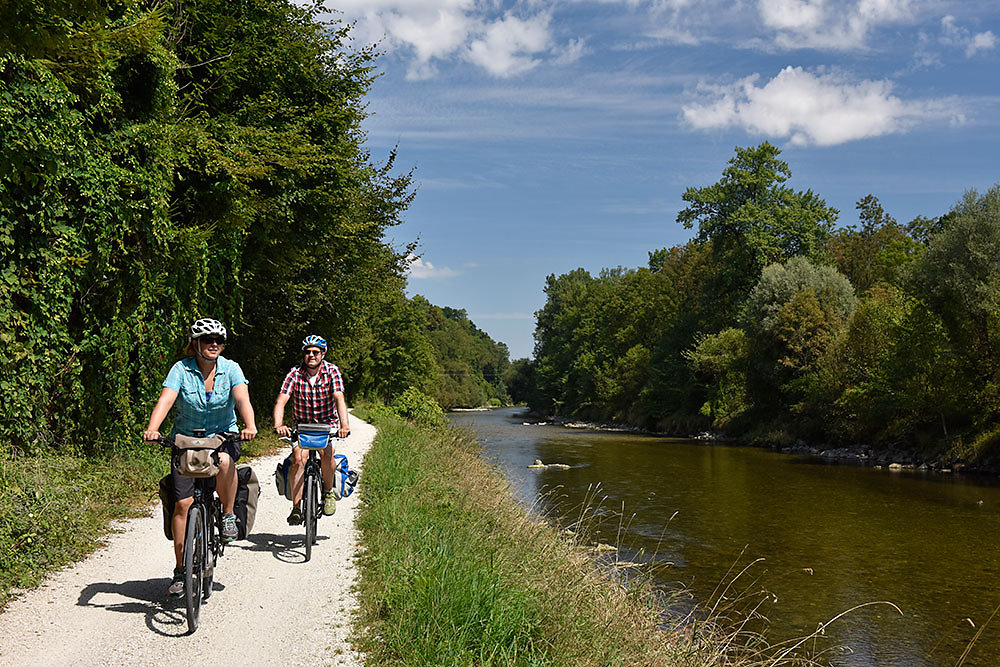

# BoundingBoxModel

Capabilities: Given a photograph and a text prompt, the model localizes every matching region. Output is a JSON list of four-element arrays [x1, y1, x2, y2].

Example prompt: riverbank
[[521, 411, 1000, 476], [355, 411, 817, 665]]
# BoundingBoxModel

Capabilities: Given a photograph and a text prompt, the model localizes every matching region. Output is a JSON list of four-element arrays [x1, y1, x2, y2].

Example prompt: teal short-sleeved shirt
[[163, 355, 248, 436]]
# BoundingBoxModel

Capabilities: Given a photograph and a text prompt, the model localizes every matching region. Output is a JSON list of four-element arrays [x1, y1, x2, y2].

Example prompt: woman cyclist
[[143, 318, 258, 598]]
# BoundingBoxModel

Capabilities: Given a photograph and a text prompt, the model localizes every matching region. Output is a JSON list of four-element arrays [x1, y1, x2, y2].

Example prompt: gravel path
[[0, 418, 375, 666]]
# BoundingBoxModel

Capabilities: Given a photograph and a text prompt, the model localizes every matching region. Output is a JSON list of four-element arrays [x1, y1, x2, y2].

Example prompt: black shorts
[[171, 438, 241, 501]]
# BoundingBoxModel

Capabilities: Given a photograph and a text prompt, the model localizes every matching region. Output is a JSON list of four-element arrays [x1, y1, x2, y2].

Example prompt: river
[[450, 407, 1000, 666]]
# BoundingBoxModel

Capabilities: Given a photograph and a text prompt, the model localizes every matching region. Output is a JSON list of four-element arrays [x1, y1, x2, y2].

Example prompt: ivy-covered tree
[[0, 0, 429, 453]]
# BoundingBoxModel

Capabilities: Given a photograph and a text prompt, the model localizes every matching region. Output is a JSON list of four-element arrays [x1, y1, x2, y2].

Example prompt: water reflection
[[451, 408, 1000, 666]]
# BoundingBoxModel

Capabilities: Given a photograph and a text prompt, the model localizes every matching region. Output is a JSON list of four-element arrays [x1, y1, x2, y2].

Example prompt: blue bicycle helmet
[[302, 335, 327, 350]]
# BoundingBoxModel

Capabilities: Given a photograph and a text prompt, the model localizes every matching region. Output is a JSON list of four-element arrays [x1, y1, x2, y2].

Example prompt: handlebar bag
[[173, 434, 223, 478], [297, 423, 331, 450]]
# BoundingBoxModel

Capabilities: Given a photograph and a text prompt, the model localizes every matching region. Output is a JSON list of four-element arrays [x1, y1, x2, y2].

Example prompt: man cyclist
[[272, 335, 350, 525]]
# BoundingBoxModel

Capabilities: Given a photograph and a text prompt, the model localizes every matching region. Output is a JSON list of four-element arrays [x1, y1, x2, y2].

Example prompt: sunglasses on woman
[[200, 336, 225, 345]]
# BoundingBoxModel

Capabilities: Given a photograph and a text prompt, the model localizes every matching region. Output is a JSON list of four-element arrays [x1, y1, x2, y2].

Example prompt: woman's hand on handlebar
[[274, 424, 292, 438], [240, 426, 258, 441], [142, 429, 161, 443]]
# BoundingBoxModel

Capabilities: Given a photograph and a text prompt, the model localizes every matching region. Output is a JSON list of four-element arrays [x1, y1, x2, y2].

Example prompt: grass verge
[[0, 432, 277, 608], [355, 413, 813, 666]]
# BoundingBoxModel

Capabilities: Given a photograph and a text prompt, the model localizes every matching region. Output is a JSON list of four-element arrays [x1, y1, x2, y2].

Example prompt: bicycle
[[158, 430, 239, 633], [280, 424, 348, 562]]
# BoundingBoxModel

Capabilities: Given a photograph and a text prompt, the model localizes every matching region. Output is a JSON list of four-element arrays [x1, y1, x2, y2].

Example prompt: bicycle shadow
[[77, 577, 225, 637], [235, 531, 329, 563]]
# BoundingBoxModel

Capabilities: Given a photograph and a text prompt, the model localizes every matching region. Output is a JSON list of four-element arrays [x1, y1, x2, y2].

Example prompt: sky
[[320, 0, 999, 360]]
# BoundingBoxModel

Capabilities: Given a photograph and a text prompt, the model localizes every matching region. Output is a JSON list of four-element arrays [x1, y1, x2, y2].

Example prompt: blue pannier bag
[[274, 453, 293, 501], [332, 453, 359, 500]]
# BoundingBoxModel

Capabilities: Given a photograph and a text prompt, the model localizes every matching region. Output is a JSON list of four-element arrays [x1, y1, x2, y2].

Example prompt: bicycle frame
[[283, 425, 340, 562], [160, 432, 236, 634]]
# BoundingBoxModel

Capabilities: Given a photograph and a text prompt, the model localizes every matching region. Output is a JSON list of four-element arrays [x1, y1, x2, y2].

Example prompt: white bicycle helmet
[[189, 318, 228, 341], [302, 334, 327, 350]]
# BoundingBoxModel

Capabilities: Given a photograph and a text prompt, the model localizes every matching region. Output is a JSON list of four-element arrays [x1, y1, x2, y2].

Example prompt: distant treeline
[[410, 296, 510, 410], [0, 0, 507, 456], [513, 142, 1000, 459]]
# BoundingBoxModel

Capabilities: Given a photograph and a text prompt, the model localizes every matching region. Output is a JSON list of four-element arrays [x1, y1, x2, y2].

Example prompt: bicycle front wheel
[[203, 502, 220, 601], [304, 471, 316, 562], [183, 504, 205, 633]]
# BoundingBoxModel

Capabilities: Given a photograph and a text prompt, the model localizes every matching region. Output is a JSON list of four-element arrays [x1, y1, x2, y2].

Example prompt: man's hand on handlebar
[[337, 426, 350, 439], [274, 424, 292, 438]]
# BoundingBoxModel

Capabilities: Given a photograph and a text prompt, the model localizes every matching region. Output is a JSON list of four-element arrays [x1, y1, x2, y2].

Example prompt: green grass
[[0, 430, 279, 608], [354, 414, 814, 666], [0, 445, 162, 606]]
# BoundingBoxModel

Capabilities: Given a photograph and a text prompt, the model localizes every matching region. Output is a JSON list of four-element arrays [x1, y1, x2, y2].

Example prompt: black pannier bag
[[234, 465, 261, 540], [158, 474, 176, 540]]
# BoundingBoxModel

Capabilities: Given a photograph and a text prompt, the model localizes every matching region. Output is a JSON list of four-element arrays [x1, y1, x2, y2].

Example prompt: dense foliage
[[528, 142, 1000, 459], [0, 0, 506, 456], [410, 296, 510, 409]]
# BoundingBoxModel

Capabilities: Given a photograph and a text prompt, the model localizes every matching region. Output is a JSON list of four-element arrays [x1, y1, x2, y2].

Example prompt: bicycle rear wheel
[[183, 504, 205, 633], [304, 470, 316, 562]]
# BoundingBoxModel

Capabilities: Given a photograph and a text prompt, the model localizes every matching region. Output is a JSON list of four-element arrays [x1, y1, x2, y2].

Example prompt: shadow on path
[[237, 531, 329, 563], [77, 577, 224, 637]]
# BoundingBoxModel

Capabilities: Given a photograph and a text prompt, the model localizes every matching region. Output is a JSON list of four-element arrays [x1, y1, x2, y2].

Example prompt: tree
[[410, 295, 511, 409], [677, 142, 838, 322], [743, 256, 856, 417], [531, 268, 602, 416], [909, 185, 1000, 426], [0, 0, 426, 452], [683, 328, 749, 429], [745, 256, 856, 338], [825, 194, 922, 294]]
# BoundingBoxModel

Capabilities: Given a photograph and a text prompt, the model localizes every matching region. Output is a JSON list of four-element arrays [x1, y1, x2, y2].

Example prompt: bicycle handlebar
[[276, 427, 350, 442], [154, 432, 242, 448]]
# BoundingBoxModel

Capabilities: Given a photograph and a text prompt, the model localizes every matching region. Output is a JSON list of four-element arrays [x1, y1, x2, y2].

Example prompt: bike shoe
[[323, 491, 337, 516], [221, 512, 238, 542], [287, 505, 303, 526], [168, 567, 184, 598]]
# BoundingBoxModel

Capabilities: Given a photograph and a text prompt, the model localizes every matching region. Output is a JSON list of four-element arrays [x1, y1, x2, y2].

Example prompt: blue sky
[[322, 0, 999, 360]]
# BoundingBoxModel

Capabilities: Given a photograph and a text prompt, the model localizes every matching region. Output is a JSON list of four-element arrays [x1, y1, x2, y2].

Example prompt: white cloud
[[758, 0, 826, 32], [967, 31, 998, 57], [466, 13, 553, 77], [940, 15, 997, 58], [324, 1, 558, 79], [553, 37, 589, 65], [408, 256, 460, 279], [682, 66, 959, 146], [758, 0, 918, 50]]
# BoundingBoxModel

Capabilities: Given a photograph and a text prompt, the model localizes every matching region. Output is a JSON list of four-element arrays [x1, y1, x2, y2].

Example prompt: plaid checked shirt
[[279, 360, 345, 428]]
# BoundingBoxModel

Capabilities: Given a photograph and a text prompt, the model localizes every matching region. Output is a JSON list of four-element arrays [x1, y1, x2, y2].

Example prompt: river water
[[450, 407, 1000, 666]]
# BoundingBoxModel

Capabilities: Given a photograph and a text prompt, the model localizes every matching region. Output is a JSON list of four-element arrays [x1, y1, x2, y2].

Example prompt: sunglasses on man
[[304, 348, 324, 356]]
